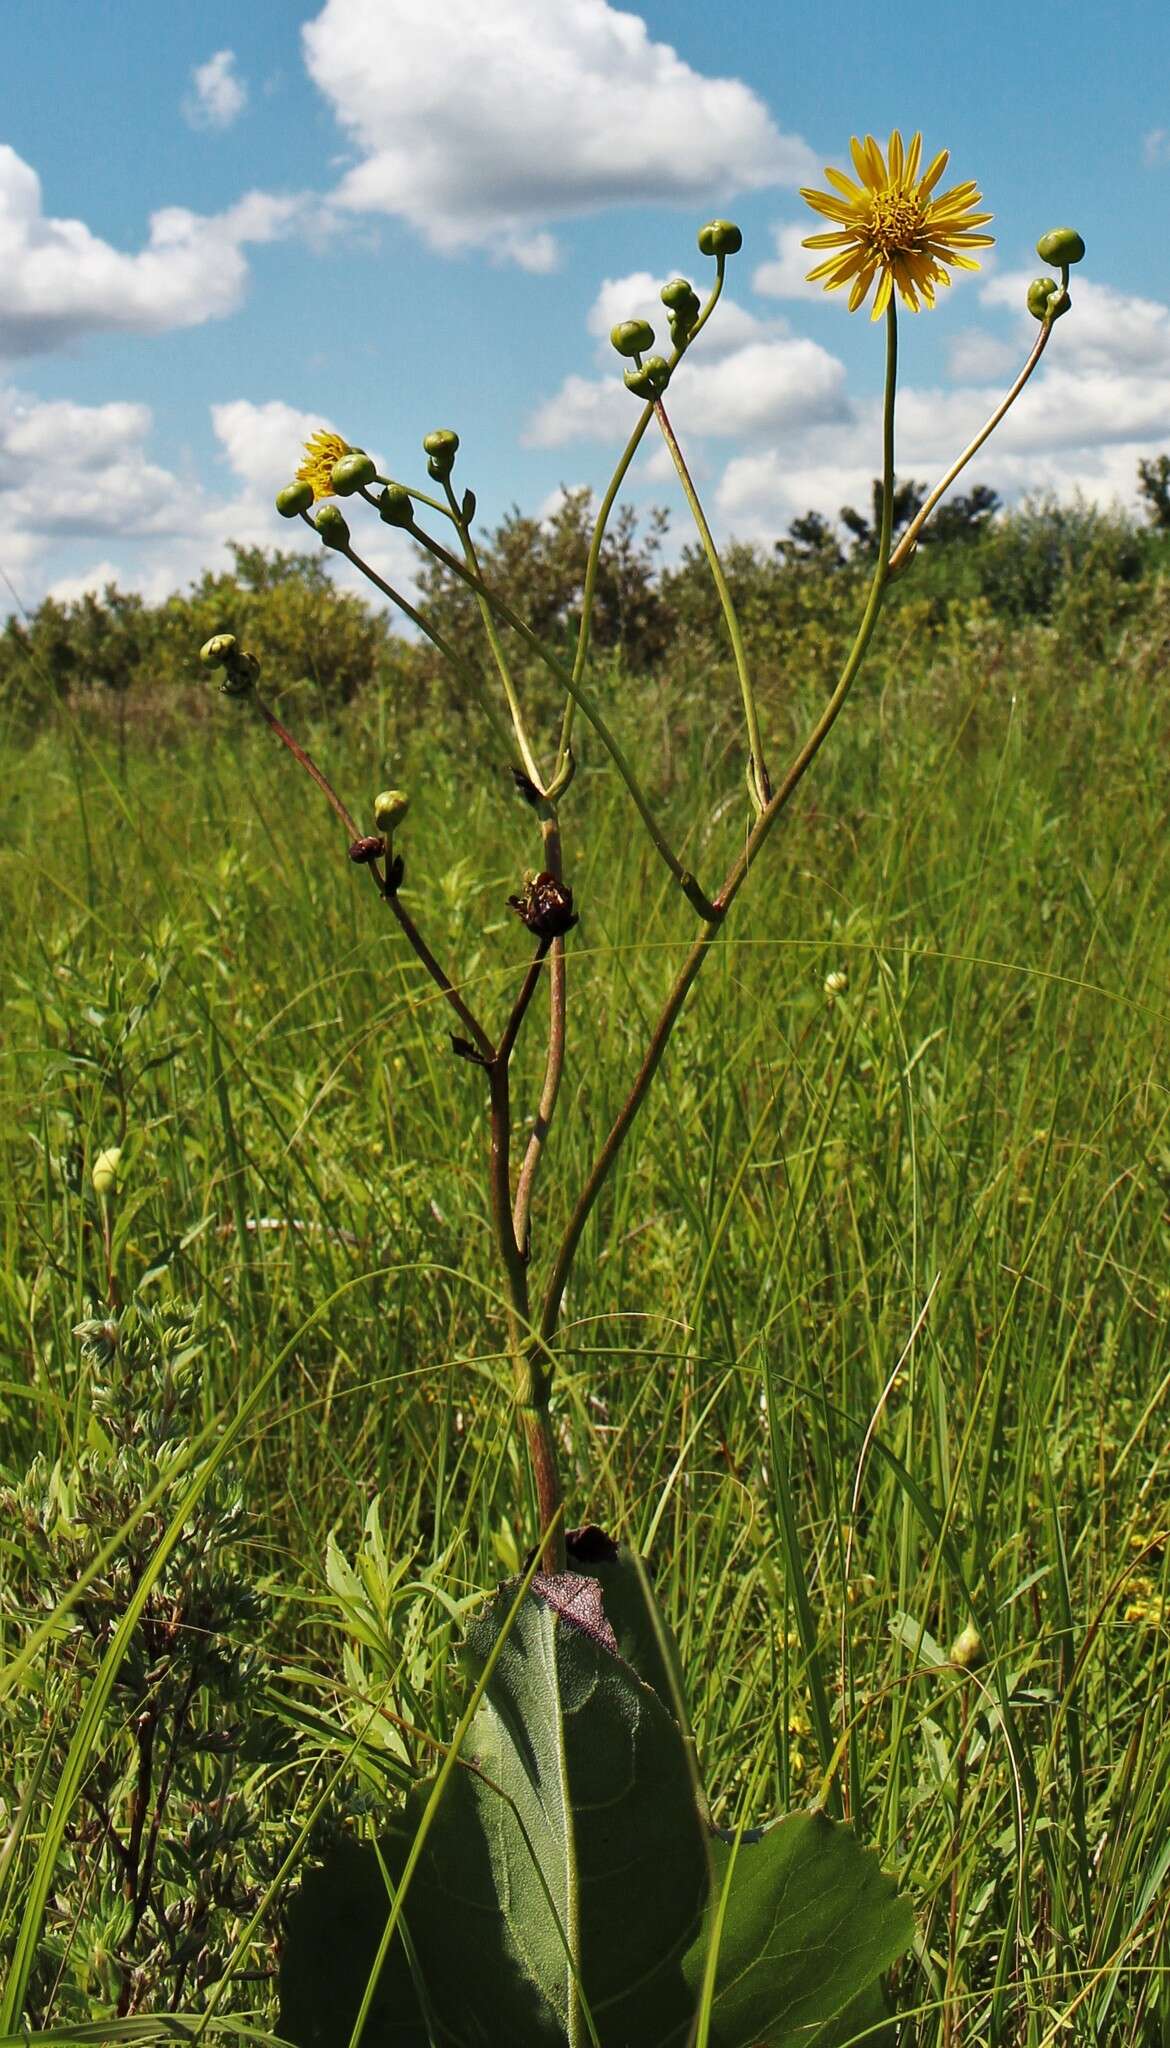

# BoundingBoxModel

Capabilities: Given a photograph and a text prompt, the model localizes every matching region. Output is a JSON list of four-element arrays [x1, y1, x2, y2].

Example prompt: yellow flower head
[[801, 131, 994, 319], [295, 429, 350, 501]]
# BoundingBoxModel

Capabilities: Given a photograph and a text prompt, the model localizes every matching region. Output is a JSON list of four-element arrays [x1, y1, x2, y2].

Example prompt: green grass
[[2, 595, 1170, 2042]]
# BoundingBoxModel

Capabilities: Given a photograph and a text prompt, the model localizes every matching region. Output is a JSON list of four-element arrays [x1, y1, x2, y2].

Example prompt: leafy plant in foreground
[[196, 146, 1086, 2045], [0, 1307, 281, 2024]]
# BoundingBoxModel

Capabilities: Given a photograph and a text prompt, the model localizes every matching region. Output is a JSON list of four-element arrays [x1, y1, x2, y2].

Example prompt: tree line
[[2, 464, 1164, 734]]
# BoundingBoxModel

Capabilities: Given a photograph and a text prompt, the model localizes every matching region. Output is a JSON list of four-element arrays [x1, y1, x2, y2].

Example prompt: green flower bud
[[330, 450, 377, 496], [200, 632, 238, 668], [422, 429, 459, 479], [949, 1622, 984, 1671], [623, 356, 671, 400], [378, 483, 415, 527], [697, 219, 743, 258], [661, 278, 701, 346], [92, 1146, 122, 1198], [315, 503, 351, 550], [1036, 226, 1085, 267], [1026, 276, 1069, 322], [373, 788, 410, 833], [275, 480, 315, 518], [610, 318, 656, 359]]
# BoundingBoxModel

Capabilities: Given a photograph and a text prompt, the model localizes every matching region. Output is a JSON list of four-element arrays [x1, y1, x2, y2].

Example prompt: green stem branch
[[409, 523, 716, 913], [653, 393, 770, 807], [442, 478, 545, 789], [555, 258, 727, 774], [538, 302, 899, 1349], [888, 313, 1054, 576]]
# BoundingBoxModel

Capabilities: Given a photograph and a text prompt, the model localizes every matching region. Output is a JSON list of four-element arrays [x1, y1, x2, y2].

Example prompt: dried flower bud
[[200, 633, 238, 667], [92, 1146, 122, 1198], [315, 503, 351, 550], [378, 484, 415, 527], [422, 428, 459, 479], [697, 219, 743, 258], [275, 480, 315, 518], [348, 835, 386, 864], [330, 450, 377, 496], [1035, 226, 1085, 267], [623, 356, 671, 400], [373, 788, 410, 833], [219, 650, 260, 697], [610, 318, 655, 359], [507, 871, 578, 939]]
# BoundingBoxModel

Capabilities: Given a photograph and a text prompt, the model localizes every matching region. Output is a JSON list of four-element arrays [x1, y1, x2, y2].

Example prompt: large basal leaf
[[280, 1571, 711, 2047], [280, 1553, 913, 2048], [681, 1811, 914, 2048]]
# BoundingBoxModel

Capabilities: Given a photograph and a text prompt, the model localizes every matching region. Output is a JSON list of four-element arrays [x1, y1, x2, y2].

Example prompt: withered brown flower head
[[507, 871, 578, 939], [348, 835, 386, 865]]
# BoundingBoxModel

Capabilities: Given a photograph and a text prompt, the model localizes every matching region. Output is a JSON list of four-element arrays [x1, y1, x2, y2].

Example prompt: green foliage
[[5, 595, 1170, 2037], [3, 484, 1168, 743], [413, 486, 673, 688], [0, 542, 411, 733], [279, 1569, 908, 2046], [1137, 452, 1170, 529], [0, 1306, 282, 2023]]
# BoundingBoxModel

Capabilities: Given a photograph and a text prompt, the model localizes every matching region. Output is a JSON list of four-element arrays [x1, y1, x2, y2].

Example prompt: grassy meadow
[[2, 573, 1170, 2042]]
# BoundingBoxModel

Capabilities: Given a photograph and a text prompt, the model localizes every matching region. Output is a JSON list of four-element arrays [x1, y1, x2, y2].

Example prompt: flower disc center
[[868, 189, 925, 256]]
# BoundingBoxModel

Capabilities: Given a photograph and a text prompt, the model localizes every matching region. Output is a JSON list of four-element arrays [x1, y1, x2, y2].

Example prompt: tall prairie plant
[[195, 149, 1087, 2046]]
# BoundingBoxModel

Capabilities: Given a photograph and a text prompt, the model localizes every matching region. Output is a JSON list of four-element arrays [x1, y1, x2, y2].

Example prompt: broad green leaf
[[682, 1812, 914, 2048], [280, 1568, 913, 2047], [280, 1574, 711, 2047]]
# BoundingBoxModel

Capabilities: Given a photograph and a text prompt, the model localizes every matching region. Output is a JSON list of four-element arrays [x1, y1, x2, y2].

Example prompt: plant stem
[[653, 394, 770, 806], [384, 891, 495, 1061], [331, 542, 515, 759], [409, 523, 715, 912], [442, 478, 545, 790], [513, 817, 568, 1256], [888, 315, 1055, 575], [555, 257, 727, 776], [486, 1008, 565, 1568], [252, 693, 361, 838], [539, 302, 900, 1350]]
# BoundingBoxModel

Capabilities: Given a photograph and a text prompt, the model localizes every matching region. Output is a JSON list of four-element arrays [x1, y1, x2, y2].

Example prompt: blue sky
[[3, 0, 1168, 612]]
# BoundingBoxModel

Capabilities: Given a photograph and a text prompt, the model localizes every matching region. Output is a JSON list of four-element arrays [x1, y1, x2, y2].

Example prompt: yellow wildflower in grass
[[296, 429, 350, 501], [801, 130, 994, 320]]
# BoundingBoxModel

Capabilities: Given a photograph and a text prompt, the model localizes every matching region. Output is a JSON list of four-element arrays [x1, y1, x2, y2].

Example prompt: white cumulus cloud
[[0, 147, 303, 359], [302, 0, 815, 267], [0, 388, 418, 612], [184, 49, 249, 131], [526, 269, 849, 448], [751, 221, 825, 303]]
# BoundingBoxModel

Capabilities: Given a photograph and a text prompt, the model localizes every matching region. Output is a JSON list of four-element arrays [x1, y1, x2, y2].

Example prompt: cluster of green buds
[[423, 428, 459, 482], [1027, 225, 1086, 323], [199, 632, 259, 697], [610, 317, 671, 401], [661, 276, 701, 349], [610, 218, 742, 400]]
